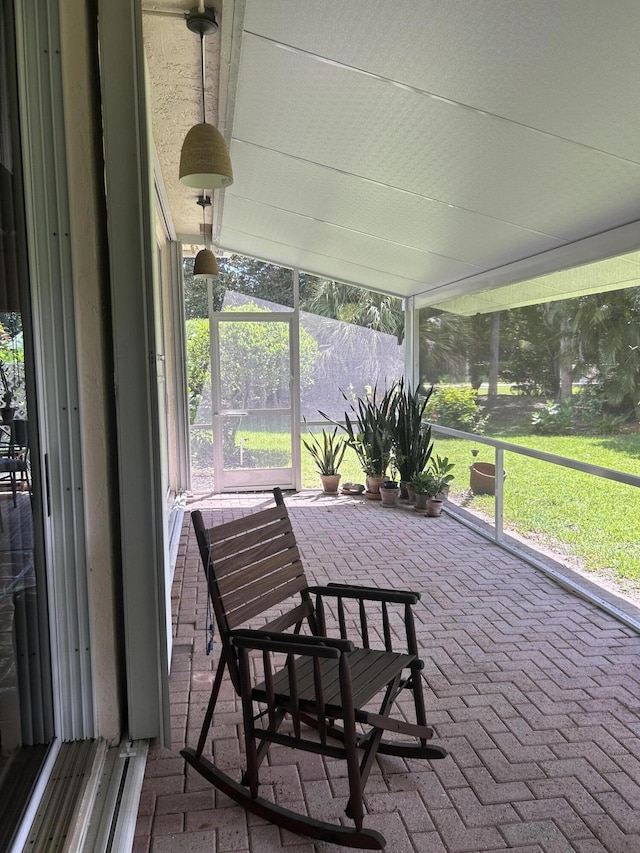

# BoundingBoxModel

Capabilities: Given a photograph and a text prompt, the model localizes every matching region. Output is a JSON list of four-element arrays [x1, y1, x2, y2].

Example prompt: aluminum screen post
[[495, 446, 504, 542]]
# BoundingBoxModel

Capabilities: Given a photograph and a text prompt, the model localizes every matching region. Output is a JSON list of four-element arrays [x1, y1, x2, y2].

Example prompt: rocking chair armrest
[[308, 583, 420, 606], [230, 628, 355, 657]]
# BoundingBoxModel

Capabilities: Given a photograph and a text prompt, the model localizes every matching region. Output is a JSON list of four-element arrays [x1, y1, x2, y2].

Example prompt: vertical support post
[[291, 268, 302, 491], [495, 446, 504, 542], [404, 297, 419, 389]]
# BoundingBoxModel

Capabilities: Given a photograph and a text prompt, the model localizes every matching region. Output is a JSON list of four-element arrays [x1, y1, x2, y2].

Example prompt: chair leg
[[345, 674, 401, 821], [238, 646, 261, 798], [411, 662, 429, 742]]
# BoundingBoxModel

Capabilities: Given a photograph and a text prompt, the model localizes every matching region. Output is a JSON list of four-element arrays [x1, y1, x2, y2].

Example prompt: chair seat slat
[[255, 648, 414, 712]]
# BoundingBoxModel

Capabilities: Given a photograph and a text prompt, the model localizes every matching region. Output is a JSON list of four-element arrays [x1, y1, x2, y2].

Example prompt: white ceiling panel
[[220, 228, 431, 296], [244, 0, 640, 161], [228, 141, 566, 267], [221, 196, 479, 292], [145, 1, 640, 314], [232, 34, 640, 239]]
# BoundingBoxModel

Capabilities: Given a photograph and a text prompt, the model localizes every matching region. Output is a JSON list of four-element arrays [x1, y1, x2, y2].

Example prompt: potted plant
[[410, 471, 431, 511], [428, 455, 455, 500], [379, 479, 399, 507], [422, 462, 454, 517], [324, 385, 395, 497], [302, 424, 347, 493], [0, 360, 15, 424], [388, 379, 434, 497]]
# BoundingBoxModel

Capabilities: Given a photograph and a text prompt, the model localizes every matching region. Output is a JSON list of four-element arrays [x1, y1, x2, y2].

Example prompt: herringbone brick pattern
[[134, 493, 640, 852]]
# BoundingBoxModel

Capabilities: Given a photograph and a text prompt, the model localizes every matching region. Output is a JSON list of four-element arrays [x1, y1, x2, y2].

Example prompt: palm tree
[[301, 277, 404, 340], [571, 288, 640, 415]]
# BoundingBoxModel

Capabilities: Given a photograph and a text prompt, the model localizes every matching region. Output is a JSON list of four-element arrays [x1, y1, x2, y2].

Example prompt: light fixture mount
[[193, 195, 219, 279], [185, 6, 218, 36]]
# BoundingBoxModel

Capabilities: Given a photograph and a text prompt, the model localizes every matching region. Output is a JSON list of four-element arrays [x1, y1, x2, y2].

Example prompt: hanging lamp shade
[[179, 122, 233, 189], [193, 248, 219, 279]]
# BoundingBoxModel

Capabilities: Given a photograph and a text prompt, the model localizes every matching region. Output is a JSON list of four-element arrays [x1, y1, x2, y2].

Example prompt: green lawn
[[213, 427, 640, 592], [432, 433, 640, 590]]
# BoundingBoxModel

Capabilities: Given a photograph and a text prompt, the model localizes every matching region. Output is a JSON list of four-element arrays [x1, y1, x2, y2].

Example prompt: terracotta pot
[[469, 462, 506, 495], [405, 483, 416, 504], [426, 498, 444, 517], [366, 474, 386, 494], [320, 473, 341, 494]]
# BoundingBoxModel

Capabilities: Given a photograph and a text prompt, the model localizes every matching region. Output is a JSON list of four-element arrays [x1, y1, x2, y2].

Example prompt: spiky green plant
[[302, 424, 347, 475], [389, 378, 434, 482], [321, 385, 396, 477]]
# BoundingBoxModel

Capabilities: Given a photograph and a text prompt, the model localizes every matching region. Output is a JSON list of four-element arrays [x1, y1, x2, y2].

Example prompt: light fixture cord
[[203, 198, 209, 250], [200, 31, 206, 123]]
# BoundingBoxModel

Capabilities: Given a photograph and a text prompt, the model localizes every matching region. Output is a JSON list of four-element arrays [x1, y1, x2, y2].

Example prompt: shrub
[[572, 384, 625, 434], [531, 400, 574, 435], [424, 385, 488, 434]]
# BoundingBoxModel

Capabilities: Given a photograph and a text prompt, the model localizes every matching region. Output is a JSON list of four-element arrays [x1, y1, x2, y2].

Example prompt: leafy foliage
[[183, 255, 295, 319], [327, 385, 396, 477], [300, 275, 404, 340], [531, 400, 574, 435], [424, 385, 488, 434], [429, 454, 455, 489], [571, 289, 640, 417], [302, 425, 347, 475], [185, 318, 210, 423], [387, 378, 433, 481], [419, 309, 470, 385]]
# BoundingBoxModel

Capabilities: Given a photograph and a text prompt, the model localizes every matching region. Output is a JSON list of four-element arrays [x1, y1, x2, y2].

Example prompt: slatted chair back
[[191, 494, 315, 691]]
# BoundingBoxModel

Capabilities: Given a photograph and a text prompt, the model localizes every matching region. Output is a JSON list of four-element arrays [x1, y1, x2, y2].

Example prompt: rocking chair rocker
[[182, 489, 446, 849]]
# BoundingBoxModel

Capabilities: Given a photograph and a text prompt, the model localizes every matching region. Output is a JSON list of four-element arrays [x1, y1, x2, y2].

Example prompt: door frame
[[211, 310, 300, 492]]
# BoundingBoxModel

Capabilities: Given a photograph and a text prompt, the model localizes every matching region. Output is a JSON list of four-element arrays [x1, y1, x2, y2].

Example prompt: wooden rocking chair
[[182, 489, 446, 849]]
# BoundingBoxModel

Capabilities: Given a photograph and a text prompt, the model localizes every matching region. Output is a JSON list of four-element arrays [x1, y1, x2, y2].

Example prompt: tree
[[185, 318, 211, 423], [572, 287, 640, 416], [300, 276, 404, 341], [418, 308, 470, 385], [499, 305, 558, 396], [183, 254, 295, 320], [488, 312, 501, 400], [185, 303, 319, 424]]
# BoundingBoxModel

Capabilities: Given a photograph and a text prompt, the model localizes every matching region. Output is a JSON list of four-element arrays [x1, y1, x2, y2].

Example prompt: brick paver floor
[[134, 492, 640, 853]]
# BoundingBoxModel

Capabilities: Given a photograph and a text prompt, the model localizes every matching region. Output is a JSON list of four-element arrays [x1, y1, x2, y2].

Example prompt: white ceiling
[[144, 0, 640, 314]]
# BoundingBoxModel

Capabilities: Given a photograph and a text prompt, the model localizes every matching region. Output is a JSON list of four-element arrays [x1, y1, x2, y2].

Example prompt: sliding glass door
[[0, 2, 53, 845]]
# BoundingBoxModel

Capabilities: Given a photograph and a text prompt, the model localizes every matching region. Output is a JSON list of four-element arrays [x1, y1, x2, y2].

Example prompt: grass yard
[[194, 424, 640, 593], [433, 433, 640, 592]]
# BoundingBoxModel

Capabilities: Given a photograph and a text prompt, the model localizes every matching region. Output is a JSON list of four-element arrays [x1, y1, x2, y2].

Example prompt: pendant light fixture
[[193, 195, 219, 279], [179, 4, 233, 189]]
